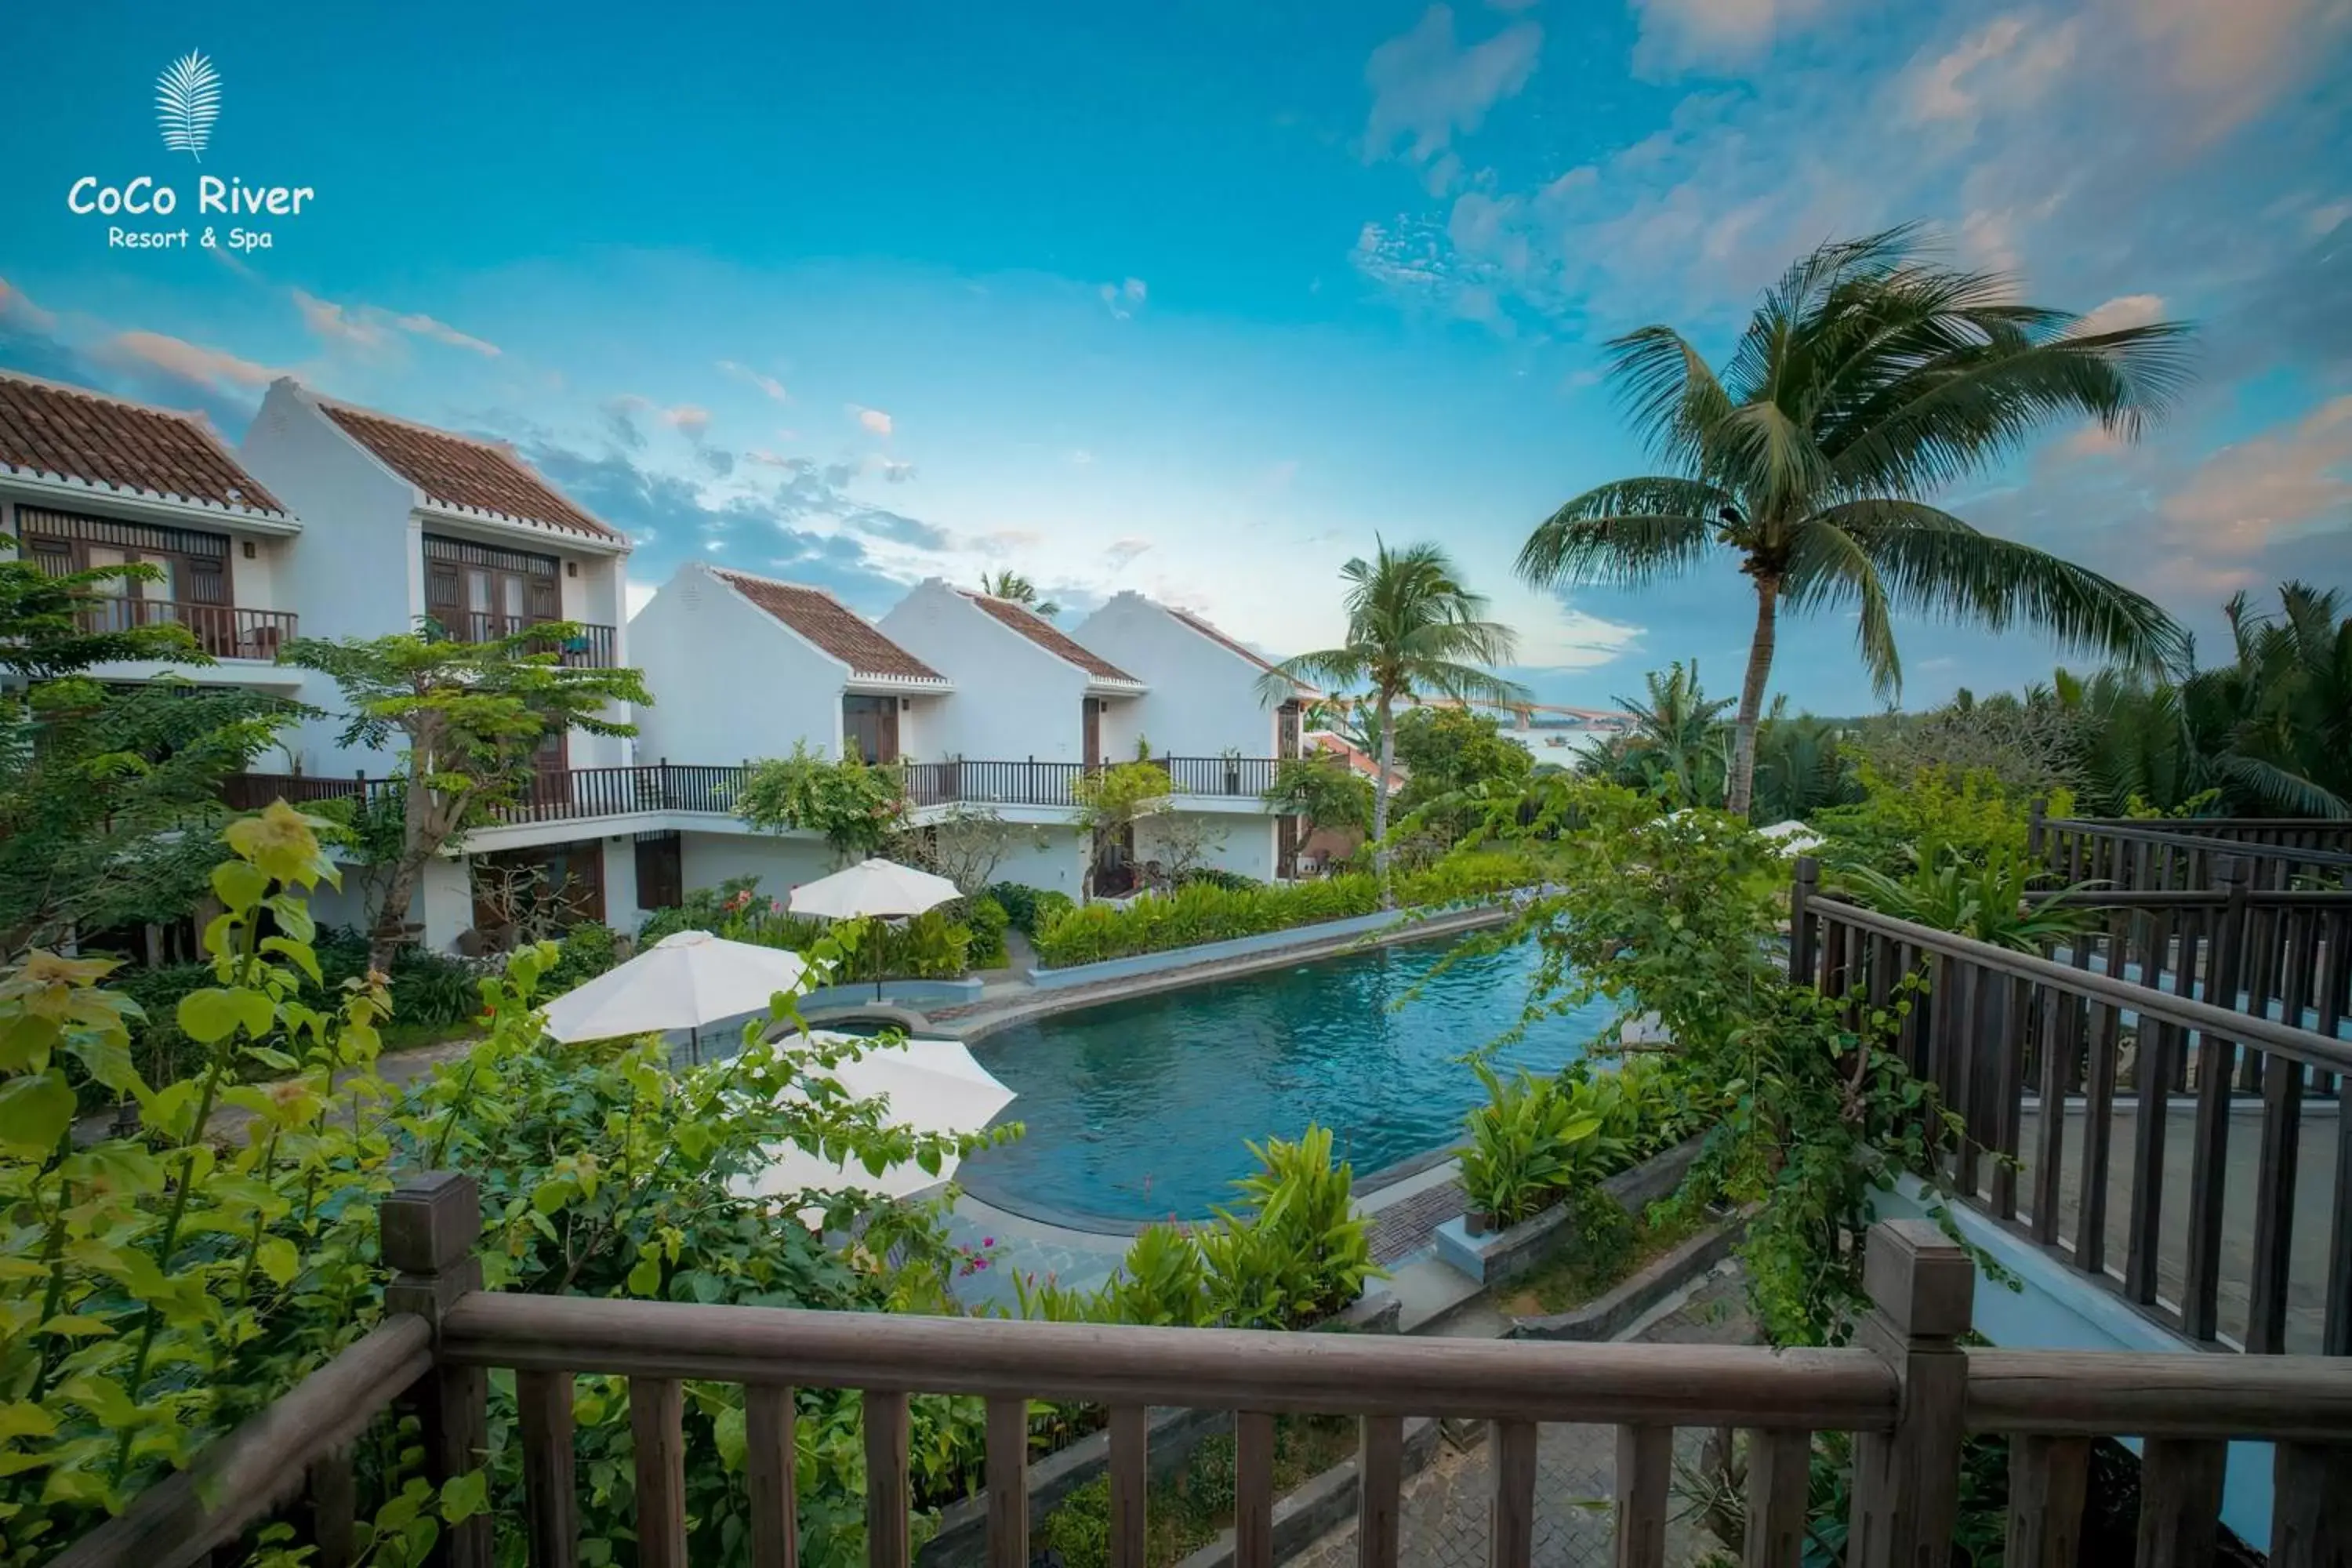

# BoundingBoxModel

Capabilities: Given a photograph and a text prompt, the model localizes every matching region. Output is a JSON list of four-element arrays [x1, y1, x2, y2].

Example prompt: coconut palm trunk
[[1727, 573, 1780, 817]]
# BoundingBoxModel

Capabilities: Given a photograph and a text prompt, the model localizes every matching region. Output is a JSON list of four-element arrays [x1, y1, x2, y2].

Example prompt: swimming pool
[[955, 934, 1613, 1225]]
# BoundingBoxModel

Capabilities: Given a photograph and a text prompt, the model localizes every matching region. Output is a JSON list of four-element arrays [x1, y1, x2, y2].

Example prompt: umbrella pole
[[690, 1023, 700, 1067]]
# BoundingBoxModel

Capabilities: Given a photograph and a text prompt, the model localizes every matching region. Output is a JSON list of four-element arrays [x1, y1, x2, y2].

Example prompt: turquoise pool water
[[956, 935, 1613, 1224]]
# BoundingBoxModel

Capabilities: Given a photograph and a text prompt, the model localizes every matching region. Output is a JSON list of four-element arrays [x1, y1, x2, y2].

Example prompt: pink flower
[[982, 1236, 995, 1247]]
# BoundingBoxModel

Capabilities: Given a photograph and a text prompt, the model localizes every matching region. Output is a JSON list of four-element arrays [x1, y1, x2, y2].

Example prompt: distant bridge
[[1410, 696, 1635, 733]]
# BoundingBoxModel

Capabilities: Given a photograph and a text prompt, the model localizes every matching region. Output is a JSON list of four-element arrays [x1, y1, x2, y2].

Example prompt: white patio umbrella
[[737, 1033, 1016, 1210], [539, 929, 811, 1062], [1756, 819, 1827, 855], [787, 857, 963, 999]]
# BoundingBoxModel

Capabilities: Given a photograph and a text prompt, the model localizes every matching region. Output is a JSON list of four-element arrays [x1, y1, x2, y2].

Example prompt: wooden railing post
[[1788, 857, 1820, 985], [1846, 1221, 1973, 1568], [2027, 797, 2047, 862], [2183, 855, 2252, 1341], [381, 1172, 490, 1568]]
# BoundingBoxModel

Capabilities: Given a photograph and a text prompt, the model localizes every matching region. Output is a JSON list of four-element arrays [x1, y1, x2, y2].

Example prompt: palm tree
[[1517, 226, 2194, 815], [978, 569, 1062, 619], [1258, 540, 1528, 895], [1592, 661, 1733, 808]]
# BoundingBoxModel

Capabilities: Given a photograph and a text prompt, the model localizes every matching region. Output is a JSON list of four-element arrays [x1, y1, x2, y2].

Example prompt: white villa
[[2, 370, 1313, 953]]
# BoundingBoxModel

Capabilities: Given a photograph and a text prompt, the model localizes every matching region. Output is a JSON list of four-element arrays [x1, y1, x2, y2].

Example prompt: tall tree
[[1517, 226, 2193, 815], [0, 543, 296, 957], [284, 626, 650, 966], [1591, 661, 1734, 809], [1258, 541, 1527, 896], [978, 569, 1062, 619]]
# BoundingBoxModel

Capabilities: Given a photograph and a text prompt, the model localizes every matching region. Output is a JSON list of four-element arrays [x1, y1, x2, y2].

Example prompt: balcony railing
[[224, 757, 1297, 829], [1791, 856, 2352, 1356], [437, 612, 620, 669], [51, 1175, 2352, 1568], [2031, 804, 2352, 891], [76, 598, 298, 662]]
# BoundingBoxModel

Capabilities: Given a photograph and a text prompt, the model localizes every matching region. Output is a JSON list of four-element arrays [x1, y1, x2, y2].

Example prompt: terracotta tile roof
[[715, 570, 946, 681], [962, 592, 1138, 682], [1166, 604, 1315, 693], [320, 400, 618, 541], [0, 372, 285, 516]]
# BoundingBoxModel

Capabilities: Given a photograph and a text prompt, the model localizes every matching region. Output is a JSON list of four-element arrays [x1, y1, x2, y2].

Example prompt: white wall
[[679, 830, 839, 904], [1142, 813, 1277, 880], [241, 381, 428, 777], [629, 563, 849, 765], [416, 857, 475, 951], [988, 826, 1089, 895], [1073, 593, 1287, 757], [878, 580, 1090, 760], [601, 837, 643, 931]]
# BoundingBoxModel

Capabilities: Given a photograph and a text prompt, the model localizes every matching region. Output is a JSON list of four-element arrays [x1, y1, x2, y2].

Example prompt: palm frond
[[1781, 518, 1900, 695], [1515, 493, 1716, 589], [2209, 753, 2350, 819], [1829, 510, 2187, 673]]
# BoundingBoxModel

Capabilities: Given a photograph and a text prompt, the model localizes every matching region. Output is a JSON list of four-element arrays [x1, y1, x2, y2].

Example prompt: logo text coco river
[[65, 50, 314, 252]]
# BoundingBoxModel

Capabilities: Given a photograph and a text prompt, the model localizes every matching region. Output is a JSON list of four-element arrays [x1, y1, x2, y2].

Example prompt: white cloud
[[0, 277, 56, 332], [2073, 293, 2167, 335], [851, 405, 894, 436], [717, 360, 788, 401], [1104, 536, 1153, 569], [2161, 394, 2352, 550], [290, 290, 499, 357], [1364, 5, 1542, 180], [101, 331, 279, 392], [1628, 0, 1831, 71], [661, 405, 712, 439]]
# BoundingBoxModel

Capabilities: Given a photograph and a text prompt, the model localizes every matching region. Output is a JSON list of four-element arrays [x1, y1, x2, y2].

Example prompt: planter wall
[[1504, 1219, 1740, 1341], [1433, 1136, 1703, 1287], [1168, 1416, 1446, 1568], [920, 1404, 1231, 1568], [1027, 909, 1410, 990]]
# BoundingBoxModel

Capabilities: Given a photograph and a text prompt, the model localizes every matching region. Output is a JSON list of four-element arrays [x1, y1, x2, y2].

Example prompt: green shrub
[[1177, 866, 1258, 893], [1030, 851, 1540, 967], [964, 895, 1010, 969], [639, 881, 973, 980], [541, 921, 622, 993], [983, 882, 1073, 937], [1458, 1062, 1606, 1227]]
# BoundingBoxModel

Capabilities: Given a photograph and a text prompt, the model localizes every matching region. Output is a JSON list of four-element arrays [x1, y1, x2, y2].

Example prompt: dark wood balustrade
[[1791, 856, 2352, 1357], [2033, 805, 2352, 892], [50, 1174, 2352, 1568], [437, 611, 620, 668], [76, 598, 298, 661], [225, 756, 1295, 827]]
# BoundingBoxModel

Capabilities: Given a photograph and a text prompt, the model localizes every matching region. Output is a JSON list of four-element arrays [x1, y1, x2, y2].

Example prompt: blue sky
[[3, 0, 2347, 715]]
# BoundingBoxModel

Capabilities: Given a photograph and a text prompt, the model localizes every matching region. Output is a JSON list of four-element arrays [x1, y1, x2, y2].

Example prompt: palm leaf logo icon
[[155, 51, 222, 161]]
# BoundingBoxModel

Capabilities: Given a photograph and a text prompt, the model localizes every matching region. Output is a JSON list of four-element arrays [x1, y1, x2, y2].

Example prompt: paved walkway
[[1290, 1267, 1760, 1568]]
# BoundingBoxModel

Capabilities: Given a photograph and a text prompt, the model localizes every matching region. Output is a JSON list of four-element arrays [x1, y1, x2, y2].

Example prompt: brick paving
[[1367, 1177, 1468, 1267], [1290, 1269, 1759, 1568]]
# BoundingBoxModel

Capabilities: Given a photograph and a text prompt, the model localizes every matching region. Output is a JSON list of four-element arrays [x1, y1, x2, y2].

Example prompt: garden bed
[[1432, 1135, 1701, 1287], [1501, 1213, 1740, 1341]]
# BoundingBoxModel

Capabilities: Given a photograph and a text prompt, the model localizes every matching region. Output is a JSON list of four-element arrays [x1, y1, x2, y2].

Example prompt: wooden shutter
[[426, 563, 463, 635], [527, 574, 561, 626], [28, 536, 74, 578]]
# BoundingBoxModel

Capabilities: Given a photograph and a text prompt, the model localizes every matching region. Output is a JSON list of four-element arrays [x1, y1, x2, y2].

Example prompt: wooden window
[[634, 833, 684, 911], [843, 696, 899, 765], [422, 535, 560, 642], [17, 507, 233, 607]]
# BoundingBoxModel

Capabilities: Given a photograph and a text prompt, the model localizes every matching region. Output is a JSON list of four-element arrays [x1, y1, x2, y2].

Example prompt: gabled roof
[[316, 397, 619, 541], [715, 568, 946, 682], [962, 591, 1138, 683], [1164, 604, 1314, 695], [0, 371, 288, 518]]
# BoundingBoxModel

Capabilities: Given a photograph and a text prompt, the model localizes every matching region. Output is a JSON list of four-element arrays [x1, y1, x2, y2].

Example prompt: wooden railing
[[77, 598, 299, 661], [53, 1174, 2352, 1568], [227, 757, 1297, 828], [436, 612, 620, 669], [2032, 806, 2352, 892], [1791, 858, 2352, 1356]]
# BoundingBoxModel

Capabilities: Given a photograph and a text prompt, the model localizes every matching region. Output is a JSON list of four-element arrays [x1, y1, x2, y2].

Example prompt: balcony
[[53, 1175, 2352, 1568], [439, 611, 619, 669], [77, 598, 299, 662]]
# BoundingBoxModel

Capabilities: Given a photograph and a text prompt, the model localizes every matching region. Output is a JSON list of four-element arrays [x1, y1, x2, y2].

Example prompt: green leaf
[[211, 859, 270, 913], [0, 1403, 58, 1442], [261, 936, 323, 987], [626, 1254, 662, 1297], [255, 1236, 299, 1287], [176, 988, 243, 1044], [0, 1073, 76, 1152], [438, 1468, 488, 1523]]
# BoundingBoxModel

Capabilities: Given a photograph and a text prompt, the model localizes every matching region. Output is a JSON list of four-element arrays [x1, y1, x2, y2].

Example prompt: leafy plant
[[963, 896, 1010, 969], [738, 742, 909, 865], [1838, 847, 2095, 952], [1457, 1063, 1606, 1229]]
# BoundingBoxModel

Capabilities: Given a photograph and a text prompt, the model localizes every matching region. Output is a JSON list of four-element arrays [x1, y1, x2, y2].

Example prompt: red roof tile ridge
[[957, 589, 1140, 683], [0, 369, 290, 517], [307, 390, 520, 456]]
